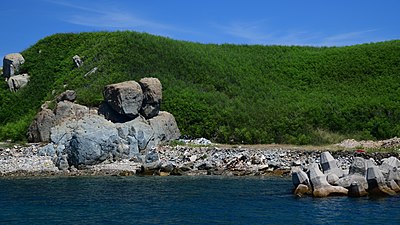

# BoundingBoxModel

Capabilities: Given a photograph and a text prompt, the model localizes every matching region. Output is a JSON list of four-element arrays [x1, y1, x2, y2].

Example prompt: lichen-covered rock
[[103, 81, 143, 118], [139, 77, 162, 119], [2, 53, 25, 78]]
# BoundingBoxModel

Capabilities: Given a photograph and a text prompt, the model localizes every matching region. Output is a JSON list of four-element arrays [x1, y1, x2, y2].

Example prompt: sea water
[[0, 176, 399, 225]]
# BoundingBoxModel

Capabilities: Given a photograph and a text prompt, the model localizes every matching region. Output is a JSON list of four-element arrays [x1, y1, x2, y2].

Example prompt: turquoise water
[[0, 176, 399, 224]]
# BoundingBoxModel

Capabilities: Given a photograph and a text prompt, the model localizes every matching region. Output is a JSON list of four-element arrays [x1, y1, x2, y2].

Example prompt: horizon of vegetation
[[0, 31, 399, 145]]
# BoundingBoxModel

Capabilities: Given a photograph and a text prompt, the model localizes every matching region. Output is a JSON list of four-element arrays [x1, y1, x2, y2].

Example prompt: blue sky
[[1, 0, 399, 66]]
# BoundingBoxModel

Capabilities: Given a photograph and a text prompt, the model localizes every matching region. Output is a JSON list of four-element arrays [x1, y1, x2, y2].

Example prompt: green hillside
[[1, 31, 400, 144]]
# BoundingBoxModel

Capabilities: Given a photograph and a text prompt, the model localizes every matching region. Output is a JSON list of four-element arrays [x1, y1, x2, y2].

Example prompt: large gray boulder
[[308, 163, 348, 197], [7, 73, 30, 92], [2, 53, 25, 78], [320, 151, 344, 178], [103, 81, 143, 118], [27, 108, 55, 142], [139, 77, 162, 119], [60, 115, 132, 167], [149, 111, 180, 144], [366, 159, 396, 196]]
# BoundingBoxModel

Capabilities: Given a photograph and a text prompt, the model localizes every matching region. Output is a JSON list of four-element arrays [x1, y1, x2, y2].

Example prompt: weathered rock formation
[[2, 53, 25, 79], [28, 78, 180, 170], [7, 73, 30, 92], [2, 53, 30, 92], [139, 77, 162, 119]]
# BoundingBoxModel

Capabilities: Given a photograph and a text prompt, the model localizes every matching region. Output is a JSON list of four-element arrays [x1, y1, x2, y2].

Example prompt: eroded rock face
[[28, 78, 180, 169], [149, 111, 181, 145], [2, 53, 25, 79], [65, 115, 124, 167], [27, 108, 55, 143], [139, 77, 162, 119], [103, 81, 143, 118]]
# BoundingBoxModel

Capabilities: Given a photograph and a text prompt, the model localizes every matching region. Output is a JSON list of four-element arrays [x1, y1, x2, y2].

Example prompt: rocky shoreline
[[1, 141, 398, 178]]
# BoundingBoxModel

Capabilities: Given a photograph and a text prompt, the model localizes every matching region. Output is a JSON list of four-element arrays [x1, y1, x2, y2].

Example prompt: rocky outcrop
[[27, 78, 180, 170], [2, 53, 25, 79], [139, 77, 162, 119]]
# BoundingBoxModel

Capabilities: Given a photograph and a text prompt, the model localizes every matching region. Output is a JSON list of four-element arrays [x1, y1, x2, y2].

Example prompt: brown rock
[[103, 81, 143, 118], [139, 77, 162, 119]]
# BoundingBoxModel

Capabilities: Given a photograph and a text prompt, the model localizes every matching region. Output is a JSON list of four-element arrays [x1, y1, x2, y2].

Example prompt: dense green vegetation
[[0, 31, 399, 144]]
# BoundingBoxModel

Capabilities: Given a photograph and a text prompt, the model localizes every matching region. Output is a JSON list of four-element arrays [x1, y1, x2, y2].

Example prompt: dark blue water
[[0, 175, 399, 225]]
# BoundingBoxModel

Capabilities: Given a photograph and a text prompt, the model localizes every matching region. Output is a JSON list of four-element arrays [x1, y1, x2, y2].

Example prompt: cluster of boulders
[[292, 151, 400, 197], [26, 77, 180, 171], [1, 53, 30, 92]]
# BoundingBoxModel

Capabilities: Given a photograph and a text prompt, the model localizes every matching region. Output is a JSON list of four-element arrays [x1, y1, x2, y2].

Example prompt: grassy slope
[[0, 31, 399, 144]]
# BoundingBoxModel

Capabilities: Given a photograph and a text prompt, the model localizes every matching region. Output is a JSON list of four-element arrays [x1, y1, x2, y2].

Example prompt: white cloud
[[215, 20, 272, 43], [321, 29, 379, 46], [46, 0, 174, 32], [216, 20, 379, 46]]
